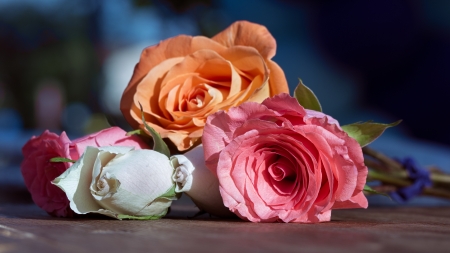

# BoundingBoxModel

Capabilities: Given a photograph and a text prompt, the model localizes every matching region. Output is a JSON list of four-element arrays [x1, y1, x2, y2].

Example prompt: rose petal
[[212, 21, 277, 59], [178, 145, 234, 217], [53, 146, 105, 214], [266, 60, 289, 95]]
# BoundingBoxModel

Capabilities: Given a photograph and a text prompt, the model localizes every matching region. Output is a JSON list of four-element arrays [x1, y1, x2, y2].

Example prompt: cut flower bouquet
[[21, 21, 450, 223]]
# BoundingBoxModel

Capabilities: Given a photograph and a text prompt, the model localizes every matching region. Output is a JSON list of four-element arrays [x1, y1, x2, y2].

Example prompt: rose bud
[[171, 145, 234, 218], [52, 146, 177, 219]]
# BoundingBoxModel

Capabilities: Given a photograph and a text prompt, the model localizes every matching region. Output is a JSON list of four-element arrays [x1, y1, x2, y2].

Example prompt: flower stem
[[363, 147, 403, 171], [367, 170, 410, 187], [365, 150, 450, 200]]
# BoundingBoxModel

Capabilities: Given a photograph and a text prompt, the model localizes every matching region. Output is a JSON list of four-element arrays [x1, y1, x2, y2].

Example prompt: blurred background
[[1, 0, 450, 206]]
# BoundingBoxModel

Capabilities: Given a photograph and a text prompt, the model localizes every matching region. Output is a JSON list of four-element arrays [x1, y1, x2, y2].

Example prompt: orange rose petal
[[247, 81, 270, 103], [164, 75, 207, 120], [165, 83, 182, 119], [167, 132, 190, 149], [122, 36, 193, 122], [195, 59, 234, 84], [171, 83, 226, 119], [192, 117, 206, 127], [227, 62, 243, 97], [160, 73, 194, 113], [188, 128, 203, 138], [133, 57, 184, 116], [171, 90, 216, 117], [233, 67, 253, 83], [187, 88, 207, 112], [122, 35, 226, 131], [125, 35, 193, 90], [212, 21, 277, 59], [134, 101, 180, 128], [166, 130, 201, 151], [206, 85, 227, 107], [164, 50, 228, 82], [220, 46, 270, 103], [220, 46, 267, 78], [225, 74, 265, 106], [266, 60, 289, 95], [190, 36, 228, 54]]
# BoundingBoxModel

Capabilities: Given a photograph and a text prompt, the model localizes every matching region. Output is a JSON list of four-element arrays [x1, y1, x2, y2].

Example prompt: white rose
[[171, 145, 234, 218], [52, 146, 177, 220]]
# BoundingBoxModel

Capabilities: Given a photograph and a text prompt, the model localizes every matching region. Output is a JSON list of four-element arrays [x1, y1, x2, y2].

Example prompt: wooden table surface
[[0, 196, 449, 253]]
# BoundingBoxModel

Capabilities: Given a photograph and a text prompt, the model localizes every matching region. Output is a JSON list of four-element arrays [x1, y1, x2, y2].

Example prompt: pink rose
[[202, 93, 368, 223], [21, 127, 149, 217]]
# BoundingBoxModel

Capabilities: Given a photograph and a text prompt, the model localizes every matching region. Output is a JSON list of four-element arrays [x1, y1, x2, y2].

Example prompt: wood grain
[[0, 200, 449, 253]]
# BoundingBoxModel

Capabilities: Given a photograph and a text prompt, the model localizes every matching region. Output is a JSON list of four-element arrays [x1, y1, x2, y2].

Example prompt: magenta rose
[[21, 127, 150, 217], [202, 93, 368, 223]]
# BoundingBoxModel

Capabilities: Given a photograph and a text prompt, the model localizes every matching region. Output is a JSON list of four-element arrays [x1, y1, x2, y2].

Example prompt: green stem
[[368, 170, 450, 199], [363, 146, 403, 171], [367, 170, 410, 187], [430, 173, 450, 184], [365, 146, 450, 199]]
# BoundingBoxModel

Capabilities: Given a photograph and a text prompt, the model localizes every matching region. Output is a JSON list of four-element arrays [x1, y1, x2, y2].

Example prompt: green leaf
[[341, 120, 401, 147], [294, 79, 322, 112], [363, 185, 391, 198], [157, 184, 179, 201], [50, 157, 76, 163], [126, 129, 143, 136], [138, 102, 171, 158], [116, 209, 168, 220]]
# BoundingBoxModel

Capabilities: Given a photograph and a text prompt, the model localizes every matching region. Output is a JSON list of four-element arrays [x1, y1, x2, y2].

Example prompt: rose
[[120, 20, 289, 151], [21, 130, 73, 218], [52, 146, 177, 219], [21, 127, 149, 217], [202, 93, 368, 223], [171, 144, 234, 217]]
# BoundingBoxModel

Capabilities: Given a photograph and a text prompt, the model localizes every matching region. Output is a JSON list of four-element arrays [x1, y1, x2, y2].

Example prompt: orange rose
[[120, 21, 289, 151]]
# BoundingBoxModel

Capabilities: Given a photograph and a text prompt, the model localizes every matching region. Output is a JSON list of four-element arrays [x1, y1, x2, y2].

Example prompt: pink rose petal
[[203, 93, 368, 223]]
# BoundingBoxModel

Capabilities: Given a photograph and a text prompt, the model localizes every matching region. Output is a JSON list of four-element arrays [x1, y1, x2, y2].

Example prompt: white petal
[[52, 146, 103, 214], [182, 145, 234, 217], [171, 155, 195, 193]]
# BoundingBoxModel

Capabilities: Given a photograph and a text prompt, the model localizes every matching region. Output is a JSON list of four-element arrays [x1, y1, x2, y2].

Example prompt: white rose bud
[[52, 146, 177, 220], [171, 145, 234, 218]]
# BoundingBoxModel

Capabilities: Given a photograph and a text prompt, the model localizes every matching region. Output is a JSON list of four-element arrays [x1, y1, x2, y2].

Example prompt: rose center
[[266, 158, 298, 195], [180, 86, 209, 112], [92, 172, 119, 197], [192, 94, 204, 107], [172, 165, 189, 187], [268, 162, 295, 182], [97, 176, 110, 195]]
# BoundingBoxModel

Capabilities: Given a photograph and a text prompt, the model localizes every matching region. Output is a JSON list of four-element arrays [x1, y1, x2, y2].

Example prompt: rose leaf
[[341, 120, 402, 147], [50, 157, 76, 163], [139, 102, 171, 158], [294, 78, 322, 112]]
